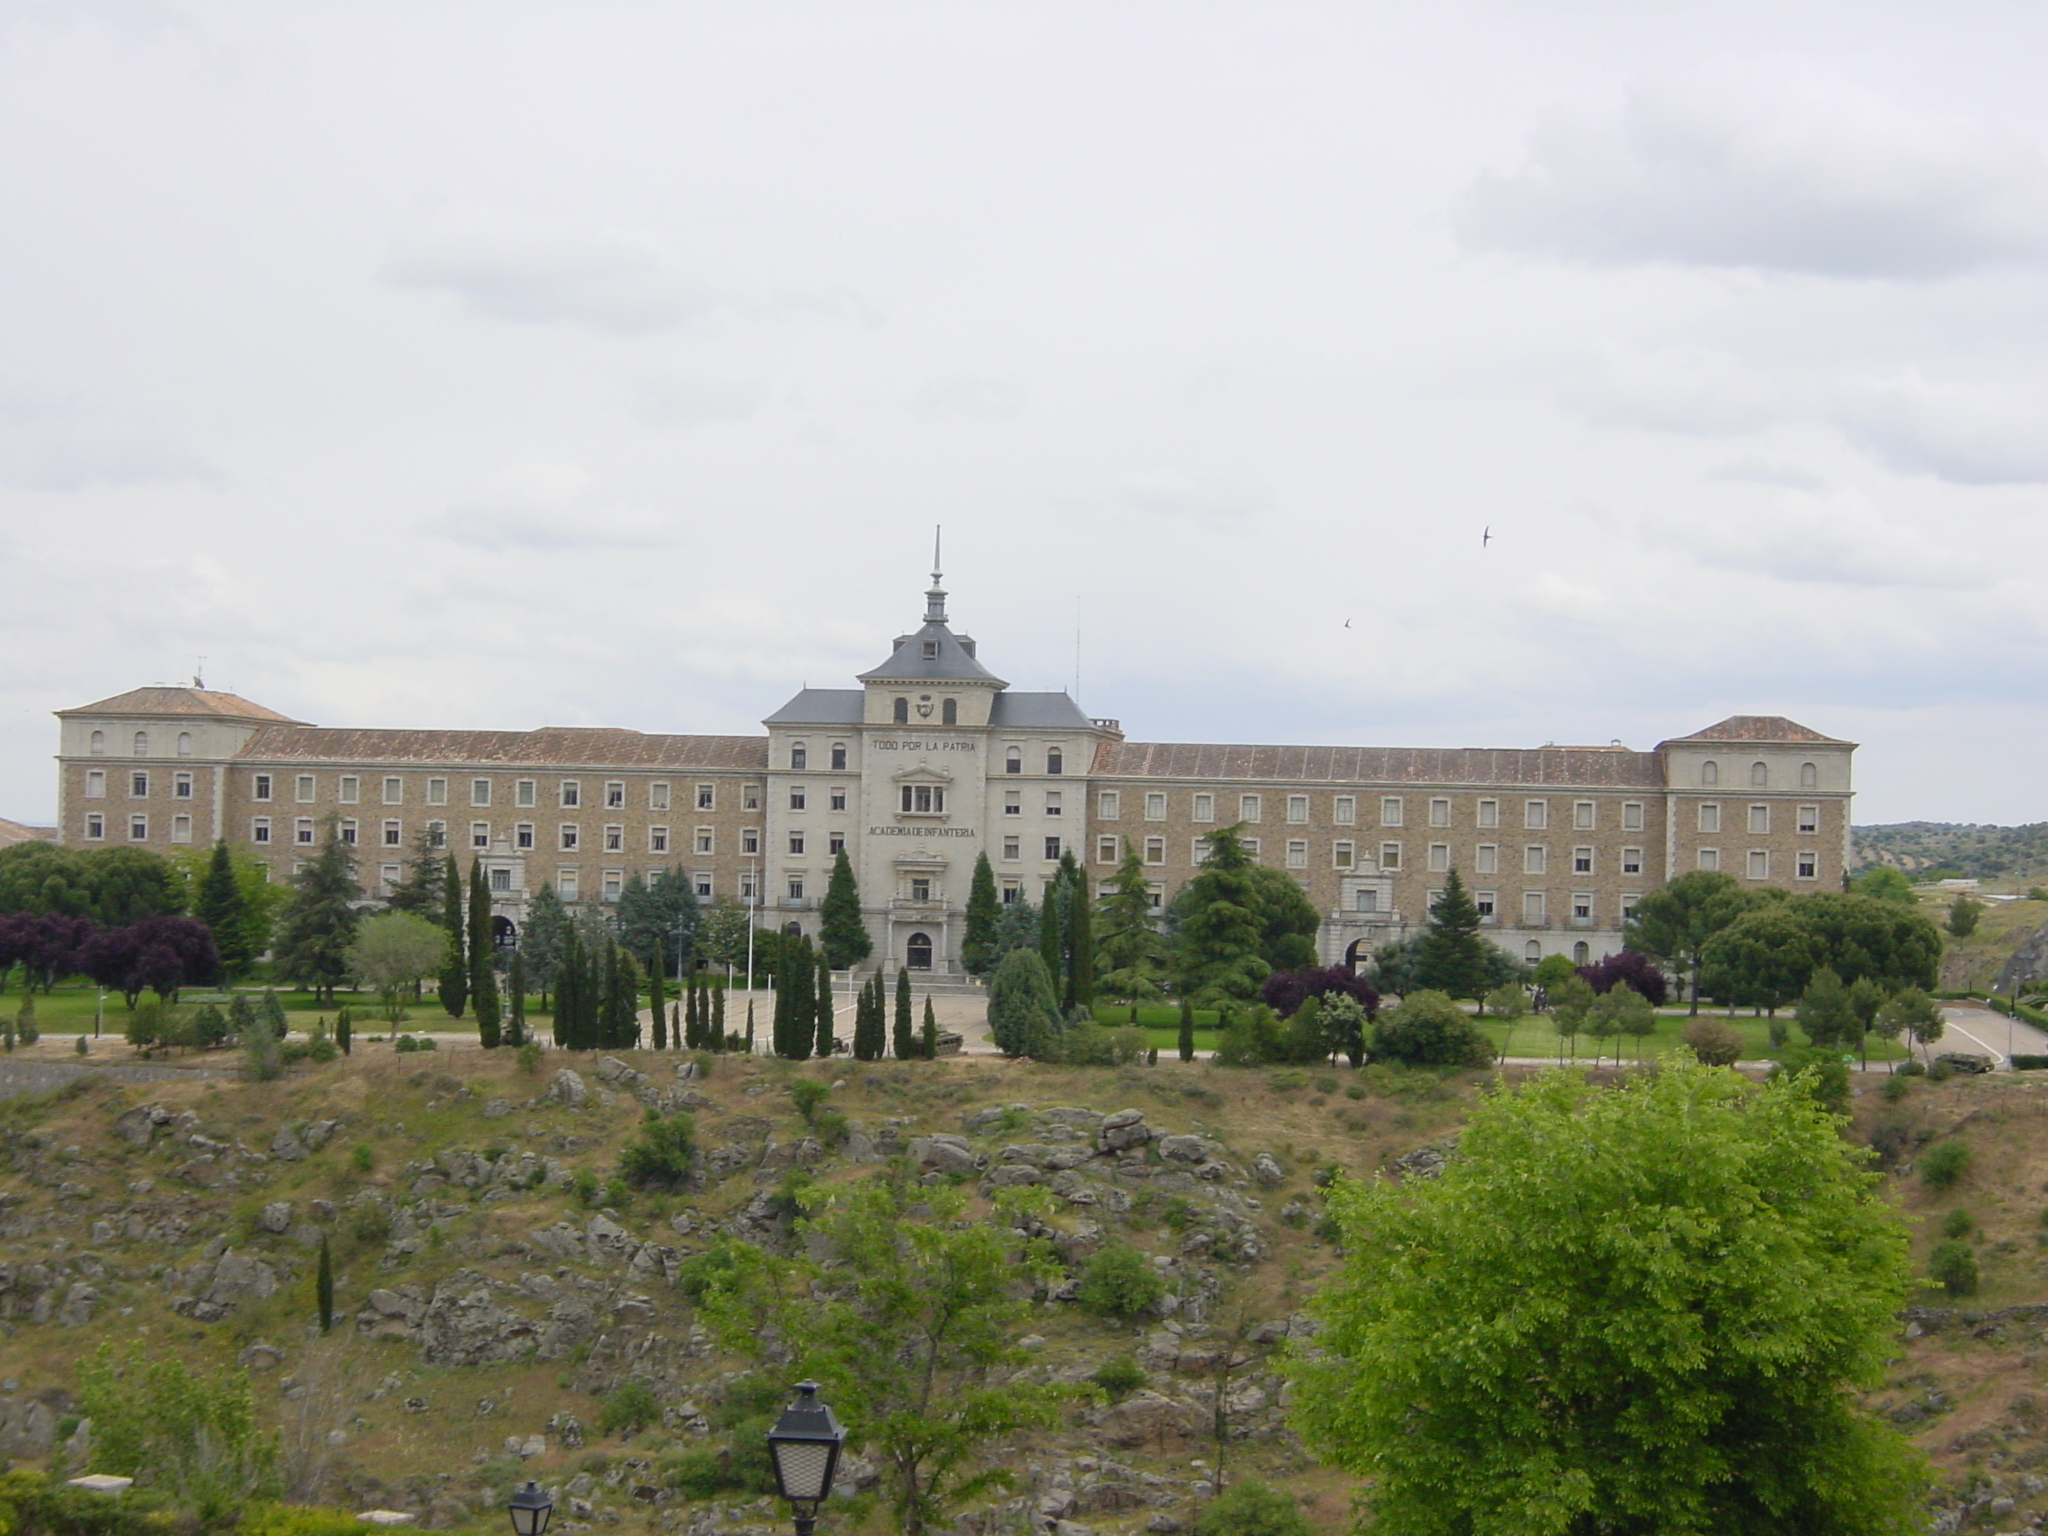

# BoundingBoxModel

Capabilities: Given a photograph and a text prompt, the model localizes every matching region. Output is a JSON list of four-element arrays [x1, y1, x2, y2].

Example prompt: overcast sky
[[3, 0, 2045, 827]]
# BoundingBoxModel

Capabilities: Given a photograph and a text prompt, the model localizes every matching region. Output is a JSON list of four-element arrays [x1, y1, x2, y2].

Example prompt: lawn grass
[[1090, 1002, 1225, 1029]]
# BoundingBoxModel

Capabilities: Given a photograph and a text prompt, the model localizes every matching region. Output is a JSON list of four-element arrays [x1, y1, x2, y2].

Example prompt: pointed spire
[[925, 524, 947, 623]]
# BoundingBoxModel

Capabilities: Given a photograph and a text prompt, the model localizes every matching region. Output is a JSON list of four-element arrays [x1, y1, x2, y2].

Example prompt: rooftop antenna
[[192, 656, 207, 689]]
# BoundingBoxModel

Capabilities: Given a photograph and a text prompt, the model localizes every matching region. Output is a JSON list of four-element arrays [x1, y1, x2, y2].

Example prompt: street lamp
[[765, 1381, 844, 1536], [507, 1481, 553, 1536]]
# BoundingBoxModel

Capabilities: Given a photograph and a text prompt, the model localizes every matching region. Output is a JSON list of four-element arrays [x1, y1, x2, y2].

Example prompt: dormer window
[[942, 698, 957, 725], [922, 640, 939, 659], [894, 697, 909, 724]]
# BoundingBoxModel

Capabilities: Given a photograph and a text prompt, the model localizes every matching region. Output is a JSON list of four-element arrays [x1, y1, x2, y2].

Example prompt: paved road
[[1939, 1004, 2048, 1068]]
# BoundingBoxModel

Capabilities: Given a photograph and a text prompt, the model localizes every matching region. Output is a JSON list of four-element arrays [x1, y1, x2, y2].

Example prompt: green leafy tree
[[1796, 966, 1858, 1052], [696, 898, 752, 972], [1701, 903, 1819, 1014], [617, 866, 699, 974], [194, 841, 253, 979], [1294, 1064, 1929, 1536], [1076, 1242, 1167, 1320], [80, 846, 188, 925], [1626, 869, 1757, 1014], [1369, 990, 1496, 1068], [270, 817, 362, 1005], [469, 859, 500, 1047], [1874, 986, 1939, 1067], [1947, 894, 1983, 938], [1790, 892, 1942, 992], [1850, 866, 1918, 906], [1171, 826, 1272, 1003], [1548, 973, 1594, 1061], [437, 853, 466, 1017], [1412, 868, 1491, 1001], [345, 910, 450, 1023], [78, 1343, 281, 1519], [819, 850, 872, 969], [520, 881, 569, 1007], [1588, 983, 1655, 1062], [987, 948, 1062, 1057], [697, 1180, 1067, 1536], [894, 961, 916, 1059], [962, 852, 1000, 976]]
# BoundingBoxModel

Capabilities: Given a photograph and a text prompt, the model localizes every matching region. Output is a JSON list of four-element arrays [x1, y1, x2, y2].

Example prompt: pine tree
[[894, 964, 916, 1059], [470, 860, 500, 1047], [438, 853, 467, 1017], [921, 996, 939, 1059], [385, 828, 449, 923], [1178, 996, 1196, 1062], [1097, 849, 1162, 1003], [505, 952, 527, 1048], [316, 1234, 334, 1334], [815, 946, 837, 1059], [196, 840, 253, 979], [649, 948, 667, 1050], [963, 852, 1001, 977], [1412, 868, 1492, 1002], [271, 816, 363, 1005], [819, 850, 872, 969], [521, 882, 569, 1009]]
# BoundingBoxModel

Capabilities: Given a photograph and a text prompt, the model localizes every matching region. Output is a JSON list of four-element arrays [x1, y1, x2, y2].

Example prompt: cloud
[[1119, 473, 1262, 524], [1458, 68, 2048, 278], [1704, 457, 1826, 491], [384, 212, 721, 334], [631, 373, 765, 428], [909, 376, 1026, 421], [1565, 347, 1786, 435], [1644, 488, 1985, 590], [428, 462, 672, 550], [0, 394, 224, 492], [1830, 372, 2048, 484]]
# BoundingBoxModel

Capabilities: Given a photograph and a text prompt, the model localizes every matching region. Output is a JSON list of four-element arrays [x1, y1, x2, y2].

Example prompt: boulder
[[238, 1342, 286, 1370], [1251, 1153, 1285, 1186], [1156, 1135, 1212, 1165], [257, 1200, 293, 1234], [415, 1276, 541, 1367], [547, 1070, 588, 1108], [270, 1126, 308, 1162], [1095, 1390, 1203, 1449], [1096, 1109, 1152, 1153], [906, 1135, 980, 1176], [112, 1106, 159, 1149]]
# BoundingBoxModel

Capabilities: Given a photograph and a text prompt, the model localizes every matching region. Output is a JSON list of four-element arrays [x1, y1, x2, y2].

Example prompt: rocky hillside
[[1, 1048, 2046, 1534], [1854, 822, 2048, 883]]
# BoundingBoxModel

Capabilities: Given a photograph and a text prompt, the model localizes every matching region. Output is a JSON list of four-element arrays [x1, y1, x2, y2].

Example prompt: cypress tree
[[670, 1001, 682, 1050], [815, 946, 837, 1059], [470, 860, 500, 1047], [819, 850, 872, 969], [963, 852, 1000, 977], [438, 853, 467, 1017], [649, 948, 667, 1050], [921, 996, 939, 1059], [336, 1008, 352, 1056], [690, 970, 704, 1048], [745, 997, 756, 1055], [556, 931, 585, 1049], [1178, 996, 1196, 1062], [505, 952, 527, 1048], [1066, 870, 1095, 1012], [316, 1234, 334, 1334], [782, 938, 815, 1060], [893, 964, 915, 1060], [1039, 886, 1064, 994], [604, 944, 641, 1049], [712, 975, 727, 1050], [852, 974, 882, 1061]]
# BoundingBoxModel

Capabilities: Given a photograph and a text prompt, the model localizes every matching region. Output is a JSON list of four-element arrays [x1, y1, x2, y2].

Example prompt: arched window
[[1750, 761, 1769, 788], [1046, 748, 1064, 775], [133, 731, 149, 755], [1700, 760, 1718, 786], [830, 743, 847, 771], [906, 932, 934, 971], [790, 743, 807, 770], [784, 921, 803, 939], [1525, 941, 1542, 964], [1005, 748, 1022, 775], [89, 730, 105, 756], [177, 732, 192, 757], [1799, 761, 1817, 788], [893, 697, 909, 724], [1572, 941, 1590, 965], [941, 698, 957, 726]]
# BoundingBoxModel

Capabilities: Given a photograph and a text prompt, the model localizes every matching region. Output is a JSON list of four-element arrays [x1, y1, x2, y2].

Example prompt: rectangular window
[[383, 819, 402, 847], [516, 823, 535, 850], [831, 744, 847, 770], [1573, 801, 1595, 830], [744, 784, 762, 811], [1043, 836, 1062, 860], [1698, 848, 1721, 871], [1476, 798, 1499, 828], [1003, 790, 1021, 816], [251, 816, 270, 844], [790, 787, 807, 811], [1797, 851, 1818, 880], [1288, 795, 1310, 824], [1573, 846, 1593, 874], [1003, 836, 1020, 860], [1241, 837, 1260, 859], [1354, 889, 1378, 913], [1099, 791, 1121, 819], [1475, 891, 1497, 921], [602, 825, 624, 852], [557, 870, 580, 901], [1428, 842, 1450, 872], [173, 771, 193, 799], [1747, 850, 1770, 879], [1333, 840, 1355, 869], [789, 832, 806, 855], [560, 781, 580, 808], [515, 779, 535, 807], [131, 770, 150, 797], [424, 776, 446, 805], [472, 821, 491, 849], [470, 778, 490, 806], [170, 813, 192, 843], [695, 875, 714, 899], [1098, 835, 1119, 863], [1000, 881, 1021, 904], [379, 864, 401, 895], [1622, 801, 1644, 831], [1193, 793, 1214, 822], [253, 773, 272, 801], [1522, 890, 1546, 925], [1240, 793, 1261, 822], [1045, 792, 1062, 817], [697, 783, 715, 810], [83, 769, 105, 799], [604, 870, 623, 901], [129, 814, 148, 840], [560, 824, 579, 851], [1287, 839, 1309, 869], [828, 831, 845, 855], [384, 776, 405, 804], [1144, 836, 1166, 865], [1698, 802, 1721, 833], [1429, 798, 1451, 828], [295, 817, 315, 845], [604, 781, 625, 809], [1748, 803, 1770, 834], [740, 872, 756, 902], [426, 820, 446, 848], [1193, 839, 1212, 865], [340, 818, 358, 845], [1475, 843, 1498, 875], [695, 828, 713, 854], [489, 867, 510, 892], [1146, 883, 1165, 914], [1379, 841, 1402, 871], [1573, 893, 1593, 923], [1334, 795, 1356, 825], [1524, 845, 1547, 874], [1797, 804, 1819, 835], [911, 876, 932, 902], [742, 828, 760, 854], [1145, 792, 1167, 820], [1524, 799, 1547, 829], [1621, 847, 1643, 875], [649, 826, 669, 853], [291, 773, 313, 802], [900, 784, 947, 814], [1381, 796, 1403, 827], [830, 787, 846, 811], [327, 775, 353, 804]]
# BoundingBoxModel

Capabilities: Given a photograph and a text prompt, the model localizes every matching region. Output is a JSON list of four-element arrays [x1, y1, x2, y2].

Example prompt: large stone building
[[51, 573, 1856, 974]]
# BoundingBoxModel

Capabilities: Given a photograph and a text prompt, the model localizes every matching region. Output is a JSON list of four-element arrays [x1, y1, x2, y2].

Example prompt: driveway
[[1938, 1005, 2048, 1068]]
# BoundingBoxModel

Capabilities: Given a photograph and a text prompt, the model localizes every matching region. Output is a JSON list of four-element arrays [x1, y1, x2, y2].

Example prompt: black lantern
[[765, 1381, 844, 1534], [507, 1480, 554, 1536]]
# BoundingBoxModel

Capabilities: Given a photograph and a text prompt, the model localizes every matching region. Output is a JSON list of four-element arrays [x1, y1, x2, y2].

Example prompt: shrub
[[1091, 1354, 1146, 1402], [516, 1041, 543, 1074], [349, 1142, 374, 1173], [1369, 991, 1496, 1069], [1680, 1017, 1744, 1067], [1921, 1140, 1972, 1190], [1896, 1058, 1927, 1077], [1941, 1208, 1974, 1240], [2012, 1055, 2048, 1072], [619, 1111, 697, 1190], [597, 1378, 661, 1437], [1879, 1074, 1912, 1103], [1076, 1243, 1167, 1321], [1928, 1239, 1979, 1297], [1193, 1478, 1314, 1536], [789, 1078, 829, 1122]]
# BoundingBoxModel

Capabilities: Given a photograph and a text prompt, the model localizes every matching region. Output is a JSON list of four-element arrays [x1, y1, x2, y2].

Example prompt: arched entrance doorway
[[905, 932, 934, 971], [1343, 938, 1371, 975], [492, 915, 518, 951], [784, 922, 803, 939]]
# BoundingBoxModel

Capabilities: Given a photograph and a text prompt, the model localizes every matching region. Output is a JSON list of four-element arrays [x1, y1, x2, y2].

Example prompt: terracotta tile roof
[[1089, 741, 1666, 788], [1665, 715, 1853, 746], [59, 687, 305, 723], [237, 726, 768, 771]]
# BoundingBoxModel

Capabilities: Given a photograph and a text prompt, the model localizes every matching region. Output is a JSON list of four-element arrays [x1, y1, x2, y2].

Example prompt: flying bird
[[1482, 526, 1492, 547], [1344, 618, 1353, 629]]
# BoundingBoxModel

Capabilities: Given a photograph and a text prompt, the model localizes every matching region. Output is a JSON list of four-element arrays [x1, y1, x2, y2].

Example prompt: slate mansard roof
[[764, 689, 1093, 730]]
